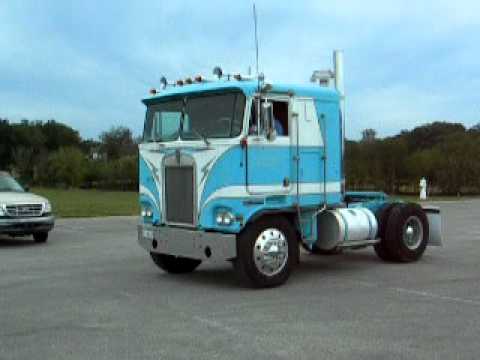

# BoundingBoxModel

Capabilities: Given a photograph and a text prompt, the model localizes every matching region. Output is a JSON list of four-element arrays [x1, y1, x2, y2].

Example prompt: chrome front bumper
[[137, 224, 237, 261], [0, 215, 55, 235]]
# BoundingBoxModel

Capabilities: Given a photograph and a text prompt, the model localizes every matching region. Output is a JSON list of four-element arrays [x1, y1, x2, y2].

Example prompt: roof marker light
[[149, 88, 157, 95], [233, 74, 242, 81], [160, 76, 167, 89], [185, 78, 193, 84], [176, 80, 184, 86], [213, 66, 223, 79], [194, 75, 203, 82]]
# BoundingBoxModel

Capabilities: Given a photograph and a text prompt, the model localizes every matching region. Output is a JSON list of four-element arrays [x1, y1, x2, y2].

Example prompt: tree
[[470, 123, 480, 132], [41, 120, 82, 151], [361, 128, 376, 143], [401, 121, 465, 151], [100, 126, 137, 160], [40, 147, 87, 188], [0, 119, 14, 170]]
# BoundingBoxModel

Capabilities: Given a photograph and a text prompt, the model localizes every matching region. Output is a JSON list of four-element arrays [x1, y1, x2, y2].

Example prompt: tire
[[33, 232, 48, 243], [233, 216, 299, 288], [377, 203, 429, 262], [150, 253, 201, 274], [373, 203, 396, 261]]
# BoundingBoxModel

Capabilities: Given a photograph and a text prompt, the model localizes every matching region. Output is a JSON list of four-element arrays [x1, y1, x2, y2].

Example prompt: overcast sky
[[1, 1, 479, 140]]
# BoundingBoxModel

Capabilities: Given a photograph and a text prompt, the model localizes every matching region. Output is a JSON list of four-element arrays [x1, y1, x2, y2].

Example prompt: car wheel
[[150, 253, 201, 274], [33, 232, 48, 243], [234, 216, 298, 288]]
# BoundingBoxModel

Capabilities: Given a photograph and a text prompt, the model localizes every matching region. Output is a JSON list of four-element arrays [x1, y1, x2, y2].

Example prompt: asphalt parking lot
[[1, 200, 479, 360]]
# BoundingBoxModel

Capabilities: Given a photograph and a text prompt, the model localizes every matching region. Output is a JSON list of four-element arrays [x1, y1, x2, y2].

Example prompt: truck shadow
[[0, 236, 37, 248], [295, 251, 381, 276], [159, 264, 240, 289], [162, 251, 385, 290]]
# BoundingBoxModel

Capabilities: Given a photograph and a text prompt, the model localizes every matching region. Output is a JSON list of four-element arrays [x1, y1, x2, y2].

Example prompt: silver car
[[0, 172, 54, 243]]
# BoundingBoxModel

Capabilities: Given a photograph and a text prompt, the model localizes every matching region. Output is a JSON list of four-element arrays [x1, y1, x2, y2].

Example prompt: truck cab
[[137, 52, 441, 287]]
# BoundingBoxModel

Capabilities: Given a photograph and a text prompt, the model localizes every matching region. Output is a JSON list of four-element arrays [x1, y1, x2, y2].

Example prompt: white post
[[419, 177, 427, 200], [334, 50, 346, 187]]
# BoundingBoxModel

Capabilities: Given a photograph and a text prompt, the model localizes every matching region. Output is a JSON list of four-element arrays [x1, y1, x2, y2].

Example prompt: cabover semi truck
[[137, 51, 442, 288]]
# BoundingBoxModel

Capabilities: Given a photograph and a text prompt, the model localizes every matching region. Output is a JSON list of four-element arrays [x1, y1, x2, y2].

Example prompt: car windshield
[[143, 91, 245, 142], [0, 174, 24, 192]]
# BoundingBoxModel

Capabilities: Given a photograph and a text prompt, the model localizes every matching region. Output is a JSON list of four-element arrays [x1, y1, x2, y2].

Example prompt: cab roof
[[142, 80, 339, 105]]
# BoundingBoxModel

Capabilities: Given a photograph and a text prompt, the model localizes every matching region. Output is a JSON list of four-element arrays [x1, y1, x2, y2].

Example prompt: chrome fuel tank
[[315, 208, 378, 251]]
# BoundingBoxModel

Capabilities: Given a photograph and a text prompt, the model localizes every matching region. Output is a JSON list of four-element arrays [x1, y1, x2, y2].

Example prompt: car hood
[[0, 192, 49, 205]]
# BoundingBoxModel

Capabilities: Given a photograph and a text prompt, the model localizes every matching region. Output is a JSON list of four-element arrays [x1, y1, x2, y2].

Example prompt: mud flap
[[423, 206, 442, 246]]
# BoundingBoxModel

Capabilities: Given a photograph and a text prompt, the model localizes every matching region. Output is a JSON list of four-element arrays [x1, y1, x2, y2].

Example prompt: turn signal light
[[240, 137, 248, 148]]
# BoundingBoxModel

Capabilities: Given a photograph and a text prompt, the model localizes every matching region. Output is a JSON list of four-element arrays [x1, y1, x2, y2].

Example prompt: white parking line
[[352, 279, 480, 306], [192, 315, 240, 336], [390, 287, 480, 306]]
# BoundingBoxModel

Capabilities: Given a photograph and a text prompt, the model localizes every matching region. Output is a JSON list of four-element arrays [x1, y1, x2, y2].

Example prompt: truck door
[[246, 97, 293, 195], [291, 98, 325, 196]]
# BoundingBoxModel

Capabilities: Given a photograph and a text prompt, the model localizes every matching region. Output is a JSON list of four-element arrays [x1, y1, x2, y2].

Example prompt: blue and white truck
[[137, 51, 442, 287]]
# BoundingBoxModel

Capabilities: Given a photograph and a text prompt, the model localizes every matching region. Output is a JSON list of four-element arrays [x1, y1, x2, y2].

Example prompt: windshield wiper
[[190, 128, 211, 147], [179, 100, 210, 147]]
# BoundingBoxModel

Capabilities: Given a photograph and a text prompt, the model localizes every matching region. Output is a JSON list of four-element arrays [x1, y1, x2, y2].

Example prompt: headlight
[[43, 202, 52, 214], [141, 206, 153, 218], [215, 210, 235, 226]]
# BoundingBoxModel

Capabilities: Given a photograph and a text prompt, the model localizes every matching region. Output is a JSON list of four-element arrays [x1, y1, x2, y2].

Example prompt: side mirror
[[261, 102, 276, 141]]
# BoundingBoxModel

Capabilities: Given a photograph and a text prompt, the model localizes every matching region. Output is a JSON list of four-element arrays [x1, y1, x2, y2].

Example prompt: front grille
[[6, 204, 43, 217], [165, 166, 195, 224]]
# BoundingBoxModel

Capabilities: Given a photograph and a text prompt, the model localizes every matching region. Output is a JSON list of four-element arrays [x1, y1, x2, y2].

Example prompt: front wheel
[[150, 253, 201, 274], [233, 216, 298, 288]]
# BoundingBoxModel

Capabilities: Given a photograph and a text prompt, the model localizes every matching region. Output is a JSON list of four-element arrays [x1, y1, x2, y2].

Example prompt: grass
[[29, 188, 478, 218], [32, 188, 139, 218], [396, 195, 479, 203]]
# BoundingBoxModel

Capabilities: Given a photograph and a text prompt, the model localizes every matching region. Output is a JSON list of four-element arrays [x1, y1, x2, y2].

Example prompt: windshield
[[143, 91, 245, 142], [0, 174, 24, 192]]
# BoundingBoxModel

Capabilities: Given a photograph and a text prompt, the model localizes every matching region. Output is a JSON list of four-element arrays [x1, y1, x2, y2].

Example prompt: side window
[[144, 100, 183, 142], [248, 99, 289, 136], [272, 101, 289, 136], [152, 111, 181, 141]]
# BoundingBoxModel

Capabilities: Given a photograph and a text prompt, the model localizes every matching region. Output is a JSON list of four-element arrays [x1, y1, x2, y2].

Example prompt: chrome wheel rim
[[253, 228, 288, 277], [403, 216, 423, 250]]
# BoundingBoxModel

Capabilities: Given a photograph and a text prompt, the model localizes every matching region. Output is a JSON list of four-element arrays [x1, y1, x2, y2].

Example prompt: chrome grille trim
[[6, 204, 43, 217]]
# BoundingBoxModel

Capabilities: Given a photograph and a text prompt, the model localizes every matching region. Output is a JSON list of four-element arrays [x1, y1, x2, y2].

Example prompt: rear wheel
[[373, 203, 396, 261], [375, 203, 429, 262], [33, 232, 48, 243], [234, 216, 298, 288], [150, 253, 201, 274]]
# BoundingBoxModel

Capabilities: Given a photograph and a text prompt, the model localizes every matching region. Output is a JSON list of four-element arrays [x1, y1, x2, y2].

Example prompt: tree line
[[346, 122, 480, 195], [0, 118, 138, 190], [1, 118, 479, 194]]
